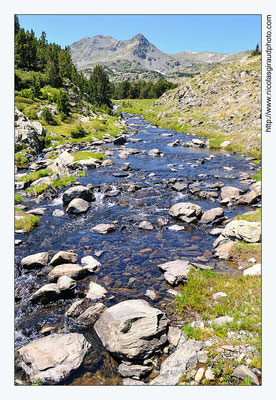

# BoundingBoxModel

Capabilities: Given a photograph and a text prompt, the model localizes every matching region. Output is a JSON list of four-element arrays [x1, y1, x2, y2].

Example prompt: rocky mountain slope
[[151, 56, 261, 156], [70, 34, 251, 82]]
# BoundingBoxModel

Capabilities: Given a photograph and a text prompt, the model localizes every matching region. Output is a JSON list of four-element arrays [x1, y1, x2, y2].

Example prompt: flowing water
[[14, 113, 260, 385]]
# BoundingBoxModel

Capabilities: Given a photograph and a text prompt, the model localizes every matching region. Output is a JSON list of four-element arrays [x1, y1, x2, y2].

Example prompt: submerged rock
[[138, 221, 154, 230], [86, 281, 107, 300], [148, 148, 163, 157], [91, 223, 116, 234], [76, 303, 106, 326], [118, 362, 152, 379], [17, 333, 90, 383], [94, 299, 169, 360]]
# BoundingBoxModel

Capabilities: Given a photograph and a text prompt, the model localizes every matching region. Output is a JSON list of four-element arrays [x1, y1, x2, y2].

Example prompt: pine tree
[[15, 15, 20, 36], [88, 65, 111, 107]]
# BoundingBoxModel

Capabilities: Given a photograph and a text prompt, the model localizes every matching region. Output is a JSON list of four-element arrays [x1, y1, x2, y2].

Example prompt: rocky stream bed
[[14, 112, 261, 385]]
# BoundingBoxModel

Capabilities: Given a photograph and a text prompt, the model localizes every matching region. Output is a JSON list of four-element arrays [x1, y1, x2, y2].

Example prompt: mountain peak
[[132, 33, 148, 42]]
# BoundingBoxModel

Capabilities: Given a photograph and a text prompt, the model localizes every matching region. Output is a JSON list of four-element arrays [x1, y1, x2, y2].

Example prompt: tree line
[[15, 16, 178, 110], [110, 80, 178, 100]]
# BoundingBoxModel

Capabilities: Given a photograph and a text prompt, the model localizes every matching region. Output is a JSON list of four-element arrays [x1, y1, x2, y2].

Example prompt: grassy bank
[[175, 267, 261, 385]]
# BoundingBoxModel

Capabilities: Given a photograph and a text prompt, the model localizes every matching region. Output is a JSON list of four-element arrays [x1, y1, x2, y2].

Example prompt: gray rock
[[148, 148, 163, 156], [29, 283, 60, 304], [21, 252, 49, 269], [168, 224, 185, 231], [168, 326, 182, 347], [91, 223, 116, 234], [158, 260, 191, 285], [30, 176, 51, 187], [221, 186, 242, 201], [94, 299, 169, 360], [17, 333, 90, 383], [197, 351, 208, 363], [81, 255, 101, 269], [114, 136, 126, 145], [145, 289, 157, 300], [209, 228, 224, 236], [171, 182, 188, 192], [223, 220, 261, 243], [50, 251, 78, 266], [209, 315, 233, 327], [149, 340, 197, 385], [57, 276, 76, 291], [15, 109, 46, 153], [191, 321, 205, 329], [200, 208, 224, 224], [138, 221, 154, 230], [86, 281, 107, 300], [51, 151, 74, 175], [66, 198, 90, 214], [213, 292, 227, 299], [169, 202, 203, 221], [76, 303, 106, 326], [243, 264, 261, 276], [48, 264, 85, 282], [63, 185, 94, 205], [78, 159, 98, 169], [232, 365, 259, 385], [195, 367, 205, 383], [118, 362, 152, 379], [52, 209, 65, 217], [26, 207, 46, 215], [122, 378, 146, 386], [205, 368, 215, 380], [102, 159, 113, 167]]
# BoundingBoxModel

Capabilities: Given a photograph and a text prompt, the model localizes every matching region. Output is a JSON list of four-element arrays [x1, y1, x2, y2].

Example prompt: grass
[[16, 169, 53, 183], [24, 184, 49, 196], [15, 153, 28, 166], [176, 267, 261, 385], [70, 151, 105, 162], [15, 207, 39, 232], [15, 194, 23, 204], [233, 208, 261, 223], [52, 176, 76, 187]]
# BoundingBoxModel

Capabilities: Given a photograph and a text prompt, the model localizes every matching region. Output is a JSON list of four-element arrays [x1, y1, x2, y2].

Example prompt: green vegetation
[[14, 194, 23, 204], [16, 169, 53, 183], [24, 184, 49, 197], [70, 151, 105, 162], [15, 153, 27, 166], [52, 176, 76, 187], [111, 80, 178, 100], [233, 208, 261, 223], [15, 207, 39, 231], [176, 267, 261, 384], [250, 44, 261, 57], [70, 124, 88, 139]]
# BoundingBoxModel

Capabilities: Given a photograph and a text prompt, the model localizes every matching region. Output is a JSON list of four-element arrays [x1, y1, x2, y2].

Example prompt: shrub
[[15, 194, 23, 204], [41, 108, 57, 125], [70, 124, 87, 138]]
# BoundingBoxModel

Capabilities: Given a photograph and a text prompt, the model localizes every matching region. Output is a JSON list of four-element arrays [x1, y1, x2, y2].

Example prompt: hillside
[[118, 56, 261, 157], [70, 34, 251, 82]]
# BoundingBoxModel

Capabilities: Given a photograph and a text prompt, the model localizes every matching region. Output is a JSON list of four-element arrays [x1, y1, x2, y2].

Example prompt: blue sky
[[18, 15, 261, 54]]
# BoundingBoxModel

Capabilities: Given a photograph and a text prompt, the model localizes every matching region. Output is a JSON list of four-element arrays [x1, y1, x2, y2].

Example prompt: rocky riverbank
[[14, 111, 261, 386]]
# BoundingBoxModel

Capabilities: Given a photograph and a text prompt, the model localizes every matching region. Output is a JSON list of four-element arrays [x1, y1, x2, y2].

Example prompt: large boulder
[[17, 333, 90, 383], [149, 340, 198, 385], [15, 108, 46, 153], [21, 252, 49, 269], [223, 220, 261, 243], [66, 198, 90, 214], [169, 202, 203, 223], [220, 186, 242, 201], [236, 182, 261, 205], [51, 151, 74, 175], [86, 281, 107, 300], [50, 251, 78, 266], [158, 260, 191, 285], [200, 207, 224, 224], [62, 185, 94, 205], [29, 283, 60, 304], [48, 264, 85, 282], [94, 299, 169, 360]]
